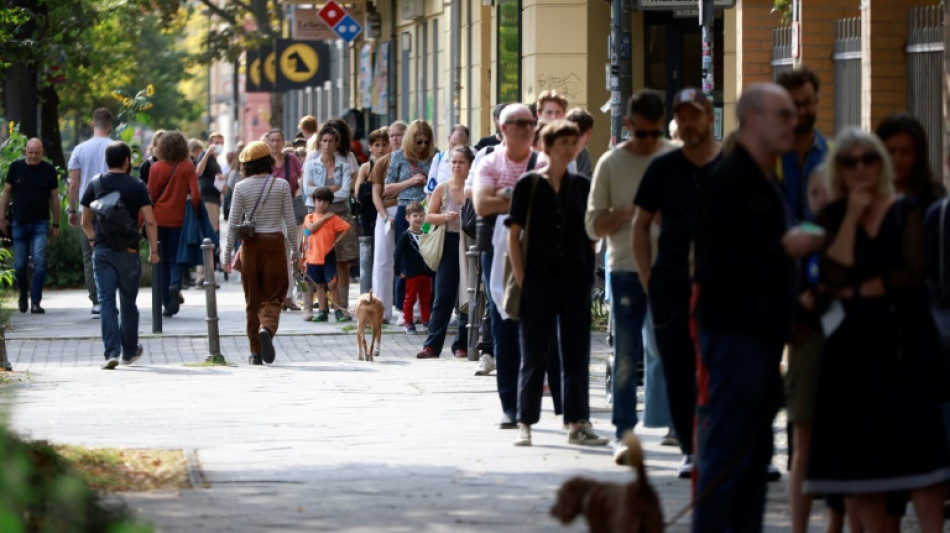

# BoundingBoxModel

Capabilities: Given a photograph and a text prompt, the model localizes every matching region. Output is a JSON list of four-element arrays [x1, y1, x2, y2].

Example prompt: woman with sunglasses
[[806, 128, 949, 531], [384, 120, 436, 320]]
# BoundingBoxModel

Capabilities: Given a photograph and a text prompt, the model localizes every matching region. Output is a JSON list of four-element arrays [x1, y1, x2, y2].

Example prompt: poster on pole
[[372, 42, 389, 112], [360, 43, 373, 109]]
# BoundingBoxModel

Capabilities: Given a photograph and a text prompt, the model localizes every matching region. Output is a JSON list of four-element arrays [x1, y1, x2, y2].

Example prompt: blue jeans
[[693, 330, 783, 533], [642, 304, 673, 428], [483, 250, 521, 419], [424, 232, 469, 355], [12, 220, 49, 304], [93, 246, 142, 359], [157, 226, 183, 307], [609, 271, 649, 439]]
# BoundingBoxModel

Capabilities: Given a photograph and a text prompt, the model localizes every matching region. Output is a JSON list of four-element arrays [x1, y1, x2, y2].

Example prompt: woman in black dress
[[806, 127, 950, 531]]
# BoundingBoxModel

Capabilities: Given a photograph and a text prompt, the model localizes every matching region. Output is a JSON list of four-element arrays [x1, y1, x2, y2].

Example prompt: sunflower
[[146, 84, 155, 97]]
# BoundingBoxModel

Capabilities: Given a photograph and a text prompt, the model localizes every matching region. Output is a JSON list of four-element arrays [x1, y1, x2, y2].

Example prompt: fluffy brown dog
[[550, 434, 663, 533], [353, 290, 384, 362]]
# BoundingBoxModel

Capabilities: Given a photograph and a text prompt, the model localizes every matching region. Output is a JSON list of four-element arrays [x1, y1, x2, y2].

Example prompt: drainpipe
[[390, 0, 398, 121], [450, 0, 461, 126]]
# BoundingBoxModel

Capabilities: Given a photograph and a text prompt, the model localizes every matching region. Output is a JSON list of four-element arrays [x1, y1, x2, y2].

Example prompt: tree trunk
[[40, 85, 65, 168], [2, 63, 38, 138], [270, 92, 283, 133]]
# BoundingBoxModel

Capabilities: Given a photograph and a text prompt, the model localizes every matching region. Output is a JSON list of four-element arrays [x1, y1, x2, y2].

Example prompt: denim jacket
[[303, 152, 351, 208], [384, 150, 430, 206]]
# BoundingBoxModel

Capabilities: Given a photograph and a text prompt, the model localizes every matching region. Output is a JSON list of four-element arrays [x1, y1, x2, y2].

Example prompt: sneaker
[[248, 353, 263, 365], [767, 463, 782, 482], [568, 422, 609, 446], [416, 346, 438, 359], [121, 345, 143, 365], [498, 413, 517, 429], [313, 310, 329, 322], [405, 324, 417, 335], [335, 310, 351, 322], [30, 304, 45, 314], [303, 312, 313, 321], [613, 439, 630, 466], [677, 455, 693, 479], [91, 304, 100, 315], [421, 321, 429, 331], [18, 294, 27, 313], [514, 424, 532, 446], [258, 328, 275, 364], [474, 354, 495, 376], [166, 290, 180, 316], [101, 357, 119, 370], [660, 428, 680, 447]]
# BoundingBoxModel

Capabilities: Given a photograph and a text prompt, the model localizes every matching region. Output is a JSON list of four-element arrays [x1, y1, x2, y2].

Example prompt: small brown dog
[[353, 290, 384, 362], [550, 433, 663, 533]]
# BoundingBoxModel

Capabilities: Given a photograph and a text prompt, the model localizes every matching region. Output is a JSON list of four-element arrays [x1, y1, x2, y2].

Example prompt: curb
[[184, 449, 208, 489]]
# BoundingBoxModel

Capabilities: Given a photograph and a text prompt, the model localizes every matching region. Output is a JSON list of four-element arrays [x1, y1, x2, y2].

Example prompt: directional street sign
[[246, 46, 276, 93], [275, 39, 331, 92], [317, 0, 362, 43]]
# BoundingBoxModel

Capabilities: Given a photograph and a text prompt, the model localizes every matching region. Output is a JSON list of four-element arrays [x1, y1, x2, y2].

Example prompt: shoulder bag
[[502, 174, 540, 321], [417, 184, 448, 271], [232, 176, 275, 272]]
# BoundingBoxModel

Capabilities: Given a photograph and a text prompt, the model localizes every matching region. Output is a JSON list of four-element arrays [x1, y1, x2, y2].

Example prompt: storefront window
[[497, 0, 521, 104]]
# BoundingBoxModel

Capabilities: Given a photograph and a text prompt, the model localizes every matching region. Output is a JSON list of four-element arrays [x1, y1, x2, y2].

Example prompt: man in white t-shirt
[[585, 91, 675, 464], [67, 108, 113, 316], [473, 103, 544, 429]]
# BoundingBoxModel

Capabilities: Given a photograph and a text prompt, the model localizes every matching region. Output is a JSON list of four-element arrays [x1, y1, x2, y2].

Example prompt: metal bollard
[[200, 238, 226, 364], [466, 244, 480, 361], [359, 235, 374, 294], [151, 240, 162, 333]]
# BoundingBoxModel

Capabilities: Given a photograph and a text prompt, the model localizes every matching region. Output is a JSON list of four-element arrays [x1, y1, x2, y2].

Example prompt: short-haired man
[[370, 120, 408, 322], [67, 107, 113, 315], [0, 138, 60, 314], [586, 92, 675, 463], [776, 67, 828, 223], [565, 107, 594, 177], [536, 90, 568, 120], [81, 142, 159, 370], [632, 88, 722, 479], [693, 83, 820, 532], [474, 104, 506, 151], [473, 103, 543, 428]]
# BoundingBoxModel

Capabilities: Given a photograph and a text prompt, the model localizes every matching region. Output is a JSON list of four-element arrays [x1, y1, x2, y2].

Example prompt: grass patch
[[0, 370, 31, 385], [54, 446, 190, 493]]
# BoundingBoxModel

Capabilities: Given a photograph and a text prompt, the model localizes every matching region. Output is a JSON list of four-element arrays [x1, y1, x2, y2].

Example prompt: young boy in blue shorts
[[302, 187, 352, 322]]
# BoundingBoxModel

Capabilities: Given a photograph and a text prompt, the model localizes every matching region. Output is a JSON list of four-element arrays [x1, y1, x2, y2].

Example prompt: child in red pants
[[393, 202, 434, 334]]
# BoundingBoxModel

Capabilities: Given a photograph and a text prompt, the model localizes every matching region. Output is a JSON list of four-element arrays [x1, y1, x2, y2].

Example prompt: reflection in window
[[497, 0, 521, 104]]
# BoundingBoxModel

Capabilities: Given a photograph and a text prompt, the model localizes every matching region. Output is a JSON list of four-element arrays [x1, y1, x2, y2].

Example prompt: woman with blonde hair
[[806, 127, 950, 531]]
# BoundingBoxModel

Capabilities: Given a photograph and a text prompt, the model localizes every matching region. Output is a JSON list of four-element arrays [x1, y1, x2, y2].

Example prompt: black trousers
[[518, 274, 591, 426], [649, 277, 697, 456]]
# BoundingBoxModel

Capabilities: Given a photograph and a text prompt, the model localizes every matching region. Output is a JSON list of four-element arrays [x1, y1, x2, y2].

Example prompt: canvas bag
[[417, 183, 449, 271]]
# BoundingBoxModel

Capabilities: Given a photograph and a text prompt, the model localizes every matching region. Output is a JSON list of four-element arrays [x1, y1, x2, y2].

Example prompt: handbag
[[502, 174, 540, 321], [461, 198, 477, 239], [236, 175, 275, 240], [417, 184, 448, 271]]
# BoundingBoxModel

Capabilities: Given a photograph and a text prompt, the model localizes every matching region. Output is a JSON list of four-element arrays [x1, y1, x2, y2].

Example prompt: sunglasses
[[505, 119, 538, 128], [837, 152, 881, 169], [633, 130, 663, 139], [415, 139, 431, 146]]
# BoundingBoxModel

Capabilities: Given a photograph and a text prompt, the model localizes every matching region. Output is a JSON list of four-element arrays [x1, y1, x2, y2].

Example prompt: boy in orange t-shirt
[[302, 188, 352, 322]]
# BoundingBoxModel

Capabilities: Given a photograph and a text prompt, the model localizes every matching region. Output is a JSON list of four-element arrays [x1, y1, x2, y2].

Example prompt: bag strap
[[248, 176, 273, 222], [940, 197, 949, 287], [520, 174, 541, 269], [153, 162, 180, 205], [91, 174, 104, 197], [526, 151, 539, 172]]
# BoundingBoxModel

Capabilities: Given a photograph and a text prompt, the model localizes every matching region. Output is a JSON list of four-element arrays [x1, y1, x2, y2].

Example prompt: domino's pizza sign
[[318, 1, 363, 43]]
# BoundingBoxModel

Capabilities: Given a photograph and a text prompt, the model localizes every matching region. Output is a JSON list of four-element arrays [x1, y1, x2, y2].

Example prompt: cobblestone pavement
[[0, 283, 829, 532]]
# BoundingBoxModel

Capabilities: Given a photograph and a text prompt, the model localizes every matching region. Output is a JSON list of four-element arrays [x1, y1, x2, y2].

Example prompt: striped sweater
[[224, 174, 299, 263]]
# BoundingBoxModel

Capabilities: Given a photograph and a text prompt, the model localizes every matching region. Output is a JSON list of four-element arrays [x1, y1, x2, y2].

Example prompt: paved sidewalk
[[0, 284, 823, 532]]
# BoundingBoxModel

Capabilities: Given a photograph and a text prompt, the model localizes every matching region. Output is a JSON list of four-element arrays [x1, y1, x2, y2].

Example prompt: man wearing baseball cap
[[632, 87, 722, 479]]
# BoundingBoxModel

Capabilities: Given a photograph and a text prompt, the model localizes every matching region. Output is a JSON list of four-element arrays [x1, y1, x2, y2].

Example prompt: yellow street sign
[[264, 51, 277, 84], [279, 43, 319, 83], [249, 57, 262, 87]]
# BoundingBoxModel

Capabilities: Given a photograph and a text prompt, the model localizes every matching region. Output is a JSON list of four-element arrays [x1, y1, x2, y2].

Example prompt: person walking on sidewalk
[[80, 142, 159, 369], [223, 141, 300, 366], [585, 91, 675, 463], [632, 88, 722, 479], [0, 138, 61, 314], [68, 108, 113, 316], [693, 83, 820, 532], [507, 120, 606, 448]]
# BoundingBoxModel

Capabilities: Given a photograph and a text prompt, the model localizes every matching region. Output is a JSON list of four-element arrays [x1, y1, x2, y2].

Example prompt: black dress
[[805, 196, 950, 494]]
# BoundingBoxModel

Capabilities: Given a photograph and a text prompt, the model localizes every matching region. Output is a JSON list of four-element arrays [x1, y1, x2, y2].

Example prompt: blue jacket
[[177, 200, 219, 267]]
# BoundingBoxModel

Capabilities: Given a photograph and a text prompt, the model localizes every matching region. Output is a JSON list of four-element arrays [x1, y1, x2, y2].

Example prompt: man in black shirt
[[474, 103, 505, 150], [81, 142, 159, 369], [0, 138, 61, 314], [632, 88, 722, 479], [693, 84, 821, 531]]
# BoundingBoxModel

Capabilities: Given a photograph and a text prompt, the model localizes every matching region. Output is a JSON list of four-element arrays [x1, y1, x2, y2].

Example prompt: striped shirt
[[224, 174, 299, 263]]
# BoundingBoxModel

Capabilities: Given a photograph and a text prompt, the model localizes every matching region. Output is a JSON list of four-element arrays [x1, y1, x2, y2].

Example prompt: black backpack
[[90, 174, 141, 252]]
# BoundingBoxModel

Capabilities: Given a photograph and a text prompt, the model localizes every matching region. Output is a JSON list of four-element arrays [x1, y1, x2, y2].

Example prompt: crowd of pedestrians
[[7, 65, 950, 530]]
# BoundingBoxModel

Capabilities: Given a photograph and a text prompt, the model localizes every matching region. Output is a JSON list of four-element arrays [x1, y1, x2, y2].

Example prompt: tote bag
[[417, 184, 449, 271]]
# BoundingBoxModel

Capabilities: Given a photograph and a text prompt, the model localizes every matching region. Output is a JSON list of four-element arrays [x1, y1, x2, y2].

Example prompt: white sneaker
[[514, 424, 531, 446], [677, 455, 693, 479], [612, 439, 629, 466], [474, 354, 495, 376]]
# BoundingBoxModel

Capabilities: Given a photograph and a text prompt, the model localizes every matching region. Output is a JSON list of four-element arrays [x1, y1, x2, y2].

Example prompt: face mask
[[213, 144, 223, 155]]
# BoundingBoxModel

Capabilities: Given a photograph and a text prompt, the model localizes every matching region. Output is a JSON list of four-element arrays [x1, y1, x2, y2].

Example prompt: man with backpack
[[80, 142, 159, 370]]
